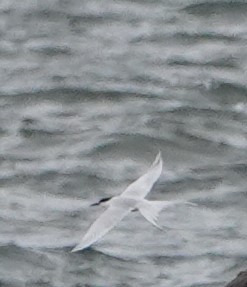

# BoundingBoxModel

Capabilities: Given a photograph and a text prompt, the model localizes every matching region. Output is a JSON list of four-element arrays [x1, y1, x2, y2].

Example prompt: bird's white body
[[71, 152, 195, 252]]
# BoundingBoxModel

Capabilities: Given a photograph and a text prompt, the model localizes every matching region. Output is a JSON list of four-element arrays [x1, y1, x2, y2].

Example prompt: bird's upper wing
[[121, 152, 163, 199], [71, 204, 131, 252]]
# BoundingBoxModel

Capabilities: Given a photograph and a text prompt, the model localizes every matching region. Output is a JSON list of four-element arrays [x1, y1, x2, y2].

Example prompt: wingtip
[[158, 150, 163, 163], [186, 202, 198, 207], [71, 245, 84, 253], [156, 224, 164, 231], [71, 247, 79, 253], [157, 150, 161, 158], [154, 151, 163, 170], [153, 151, 162, 166], [71, 242, 92, 253]]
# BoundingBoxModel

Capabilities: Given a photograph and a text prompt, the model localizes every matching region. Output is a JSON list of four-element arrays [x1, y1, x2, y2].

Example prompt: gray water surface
[[0, 0, 247, 286]]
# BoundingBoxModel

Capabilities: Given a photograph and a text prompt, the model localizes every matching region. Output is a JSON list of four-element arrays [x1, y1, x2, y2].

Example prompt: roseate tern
[[71, 152, 195, 252]]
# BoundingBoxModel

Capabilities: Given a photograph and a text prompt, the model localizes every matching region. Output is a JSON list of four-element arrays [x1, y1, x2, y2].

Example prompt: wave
[[176, 126, 247, 149], [132, 31, 242, 45], [208, 81, 247, 96], [174, 31, 241, 43], [204, 81, 247, 106], [183, 1, 247, 16], [0, 86, 155, 101], [167, 56, 238, 69]]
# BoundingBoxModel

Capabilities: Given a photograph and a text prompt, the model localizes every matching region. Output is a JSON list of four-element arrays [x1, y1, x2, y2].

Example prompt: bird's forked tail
[[137, 200, 166, 230], [137, 199, 197, 230]]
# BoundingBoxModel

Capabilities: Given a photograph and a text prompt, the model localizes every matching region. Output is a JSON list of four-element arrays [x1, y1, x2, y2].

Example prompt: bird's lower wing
[[121, 152, 163, 199], [71, 205, 131, 252]]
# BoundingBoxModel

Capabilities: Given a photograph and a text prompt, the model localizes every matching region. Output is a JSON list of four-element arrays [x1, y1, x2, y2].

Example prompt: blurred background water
[[0, 0, 247, 286]]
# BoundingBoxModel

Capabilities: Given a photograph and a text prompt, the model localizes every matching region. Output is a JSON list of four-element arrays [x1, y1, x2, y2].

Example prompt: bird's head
[[90, 197, 112, 207]]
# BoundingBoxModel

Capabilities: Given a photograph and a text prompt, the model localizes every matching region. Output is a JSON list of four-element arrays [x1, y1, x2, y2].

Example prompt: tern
[[71, 152, 195, 252]]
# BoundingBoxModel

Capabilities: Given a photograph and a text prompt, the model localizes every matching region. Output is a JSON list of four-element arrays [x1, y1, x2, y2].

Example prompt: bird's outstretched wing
[[71, 205, 131, 252], [121, 152, 163, 199]]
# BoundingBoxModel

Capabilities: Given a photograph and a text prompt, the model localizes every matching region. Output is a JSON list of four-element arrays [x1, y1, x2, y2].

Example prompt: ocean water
[[0, 0, 247, 286]]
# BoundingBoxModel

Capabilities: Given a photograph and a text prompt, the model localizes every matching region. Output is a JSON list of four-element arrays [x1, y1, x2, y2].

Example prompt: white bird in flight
[[71, 152, 195, 252]]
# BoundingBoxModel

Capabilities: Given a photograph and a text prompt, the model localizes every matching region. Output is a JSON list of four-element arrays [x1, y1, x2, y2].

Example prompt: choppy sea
[[0, 0, 247, 286]]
